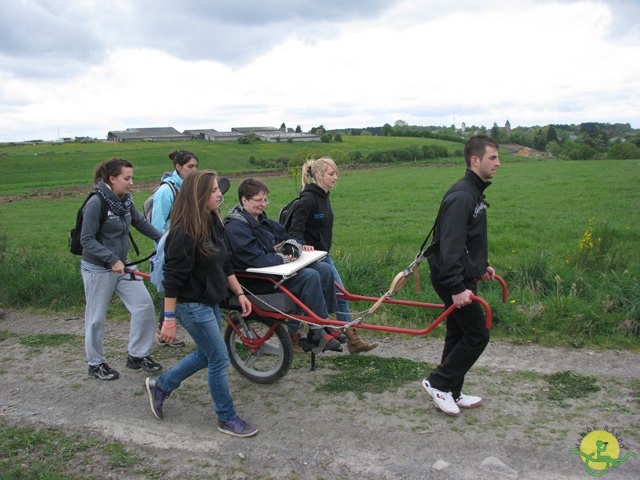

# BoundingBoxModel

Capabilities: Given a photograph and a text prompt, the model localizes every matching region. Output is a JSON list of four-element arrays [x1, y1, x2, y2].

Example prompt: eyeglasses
[[247, 197, 269, 205]]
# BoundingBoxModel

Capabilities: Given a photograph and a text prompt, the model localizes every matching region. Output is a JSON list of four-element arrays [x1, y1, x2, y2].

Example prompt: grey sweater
[[80, 181, 162, 268]]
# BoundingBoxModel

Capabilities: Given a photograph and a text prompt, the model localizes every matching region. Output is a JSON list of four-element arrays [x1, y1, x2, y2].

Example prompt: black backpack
[[69, 192, 140, 257], [278, 194, 302, 231], [69, 192, 108, 255]]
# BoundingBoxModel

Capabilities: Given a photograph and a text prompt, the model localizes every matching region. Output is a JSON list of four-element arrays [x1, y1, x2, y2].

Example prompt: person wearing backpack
[[144, 170, 258, 438], [224, 178, 342, 353], [287, 157, 378, 354], [81, 158, 164, 381], [147, 149, 199, 347], [147, 149, 198, 232]]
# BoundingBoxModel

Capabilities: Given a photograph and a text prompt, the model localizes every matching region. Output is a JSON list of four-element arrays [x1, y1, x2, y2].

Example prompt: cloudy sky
[[1, 0, 639, 142]]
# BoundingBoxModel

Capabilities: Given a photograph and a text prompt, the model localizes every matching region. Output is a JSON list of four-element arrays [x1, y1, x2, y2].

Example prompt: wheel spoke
[[243, 352, 260, 368], [260, 343, 282, 356]]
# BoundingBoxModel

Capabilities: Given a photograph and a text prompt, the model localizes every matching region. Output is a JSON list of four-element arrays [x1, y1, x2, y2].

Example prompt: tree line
[[362, 120, 639, 160]]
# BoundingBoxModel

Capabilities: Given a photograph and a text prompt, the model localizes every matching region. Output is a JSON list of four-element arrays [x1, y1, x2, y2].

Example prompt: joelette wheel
[[224, 313, 293, 384]]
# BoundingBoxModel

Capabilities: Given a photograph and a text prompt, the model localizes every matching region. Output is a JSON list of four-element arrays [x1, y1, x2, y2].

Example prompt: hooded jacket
[[150, 170, 183, 233], [287, 183, 334, 252], [427, 169, 491, 294], [80, 180, 161, 268]]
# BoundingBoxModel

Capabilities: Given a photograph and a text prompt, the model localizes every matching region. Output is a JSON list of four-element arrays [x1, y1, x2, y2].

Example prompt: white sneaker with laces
[[422, 379, 460, 416], [455, 393, 483, 409]]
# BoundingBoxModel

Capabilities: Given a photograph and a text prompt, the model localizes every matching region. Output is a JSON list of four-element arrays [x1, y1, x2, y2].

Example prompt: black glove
[[281, 243, 300, 259]]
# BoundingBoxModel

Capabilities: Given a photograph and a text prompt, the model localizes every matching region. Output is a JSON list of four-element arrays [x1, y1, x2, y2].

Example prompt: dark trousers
[[427, 276, 490, 398]]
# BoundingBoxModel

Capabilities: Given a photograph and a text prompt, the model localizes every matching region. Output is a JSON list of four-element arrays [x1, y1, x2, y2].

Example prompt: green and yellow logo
[[569, 427, 637, 477]]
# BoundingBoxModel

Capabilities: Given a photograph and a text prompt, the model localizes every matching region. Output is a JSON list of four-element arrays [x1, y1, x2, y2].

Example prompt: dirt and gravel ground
[[1, 309, 639, 479]]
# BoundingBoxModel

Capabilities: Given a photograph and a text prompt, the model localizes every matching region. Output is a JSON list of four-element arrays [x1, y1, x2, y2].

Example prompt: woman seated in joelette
[[223, 177, 341, 352]]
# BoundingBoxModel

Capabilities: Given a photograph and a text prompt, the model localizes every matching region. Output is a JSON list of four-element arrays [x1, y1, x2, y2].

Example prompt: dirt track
[[1, 309, 639, 479]]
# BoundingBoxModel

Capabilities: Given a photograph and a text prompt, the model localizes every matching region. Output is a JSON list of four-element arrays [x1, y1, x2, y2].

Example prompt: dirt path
[[1, 310, 639, 479]]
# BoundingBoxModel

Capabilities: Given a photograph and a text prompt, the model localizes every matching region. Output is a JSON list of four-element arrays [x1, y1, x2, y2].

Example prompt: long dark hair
[[169, 170, 222, 256]]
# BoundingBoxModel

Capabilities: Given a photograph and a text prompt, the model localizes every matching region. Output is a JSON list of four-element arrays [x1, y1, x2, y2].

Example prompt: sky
[[1, 0, 639, 142]]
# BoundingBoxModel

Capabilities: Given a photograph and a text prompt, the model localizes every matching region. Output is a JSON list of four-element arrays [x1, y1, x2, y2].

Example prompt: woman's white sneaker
[[422, 379, 460, 416], [455, 393, 483, 409]]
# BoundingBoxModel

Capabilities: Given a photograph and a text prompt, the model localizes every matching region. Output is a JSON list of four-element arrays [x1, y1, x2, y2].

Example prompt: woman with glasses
[[223, 178, 342, 352]]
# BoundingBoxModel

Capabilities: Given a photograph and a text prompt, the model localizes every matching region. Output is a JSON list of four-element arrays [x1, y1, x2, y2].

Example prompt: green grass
[[0, 136, 639, 349], [19, 333, 81, 348], [545, 371, 601, 402], [0, 136, 461, 195], [0, 420, 158, 479], [318, 355, 433, 398]]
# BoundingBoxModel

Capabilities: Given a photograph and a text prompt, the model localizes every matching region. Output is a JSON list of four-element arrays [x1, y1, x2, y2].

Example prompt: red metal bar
[[224, 312, 280, 353], [130, 270, 502, 334]]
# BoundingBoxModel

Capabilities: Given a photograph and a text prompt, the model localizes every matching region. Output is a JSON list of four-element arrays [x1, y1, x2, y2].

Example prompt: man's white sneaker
[[455, 393, 483, 409], [422, 379, 460, 416]]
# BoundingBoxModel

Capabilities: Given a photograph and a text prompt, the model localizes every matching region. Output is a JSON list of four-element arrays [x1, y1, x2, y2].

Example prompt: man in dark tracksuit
[[422, 135, 501, 416]]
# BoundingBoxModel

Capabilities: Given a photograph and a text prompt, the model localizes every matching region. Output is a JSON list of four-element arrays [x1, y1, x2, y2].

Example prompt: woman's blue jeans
[[156, 303, 237, 422], [323, 255, 351, 322]]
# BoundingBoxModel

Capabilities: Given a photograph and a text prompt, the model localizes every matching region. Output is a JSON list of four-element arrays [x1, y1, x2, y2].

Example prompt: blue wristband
[[164, 311, 176, 317]]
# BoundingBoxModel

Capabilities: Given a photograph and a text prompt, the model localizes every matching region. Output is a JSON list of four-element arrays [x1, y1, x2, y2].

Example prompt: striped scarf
[[95, 182, 133, 216]]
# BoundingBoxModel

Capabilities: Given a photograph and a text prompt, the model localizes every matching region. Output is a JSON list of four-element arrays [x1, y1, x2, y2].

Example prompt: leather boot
[[345, 327, 378, 354], [289, 331, 305, 354]]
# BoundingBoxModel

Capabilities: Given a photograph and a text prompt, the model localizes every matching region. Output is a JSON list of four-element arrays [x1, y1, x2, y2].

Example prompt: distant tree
[[360, 130, 373, 136], [247, 131, 258, 142], [565, 143, 596, 160], [334, 132, 343, 142], [394, 119, 408, 129], [237, 136, 251, 145], [295, 125, 302, 133], [546, 141, 561, 157], [280, 122, 286, 130], [320, 133, 332, 143], [608, 142, 639, 159], [382, 123, 393, 136], [533, 129, 546, 151], [546, 125, 558, 143], [490, 123, 500, 139]]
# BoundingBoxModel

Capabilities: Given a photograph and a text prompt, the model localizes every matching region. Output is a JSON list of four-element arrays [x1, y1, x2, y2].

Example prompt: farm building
[[231, 126, 320, 142], [185, 129, 245, 142], [107, 127, 191, 142], [108, 125, 321, 143]]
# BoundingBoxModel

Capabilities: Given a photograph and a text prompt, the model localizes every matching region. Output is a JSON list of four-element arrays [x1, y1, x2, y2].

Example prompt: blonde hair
[[300, 157, 338, 188]]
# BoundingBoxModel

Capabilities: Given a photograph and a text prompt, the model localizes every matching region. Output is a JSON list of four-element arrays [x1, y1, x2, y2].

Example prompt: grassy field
[[0, 136, 462, 195], [0, 137, 638, 349]]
